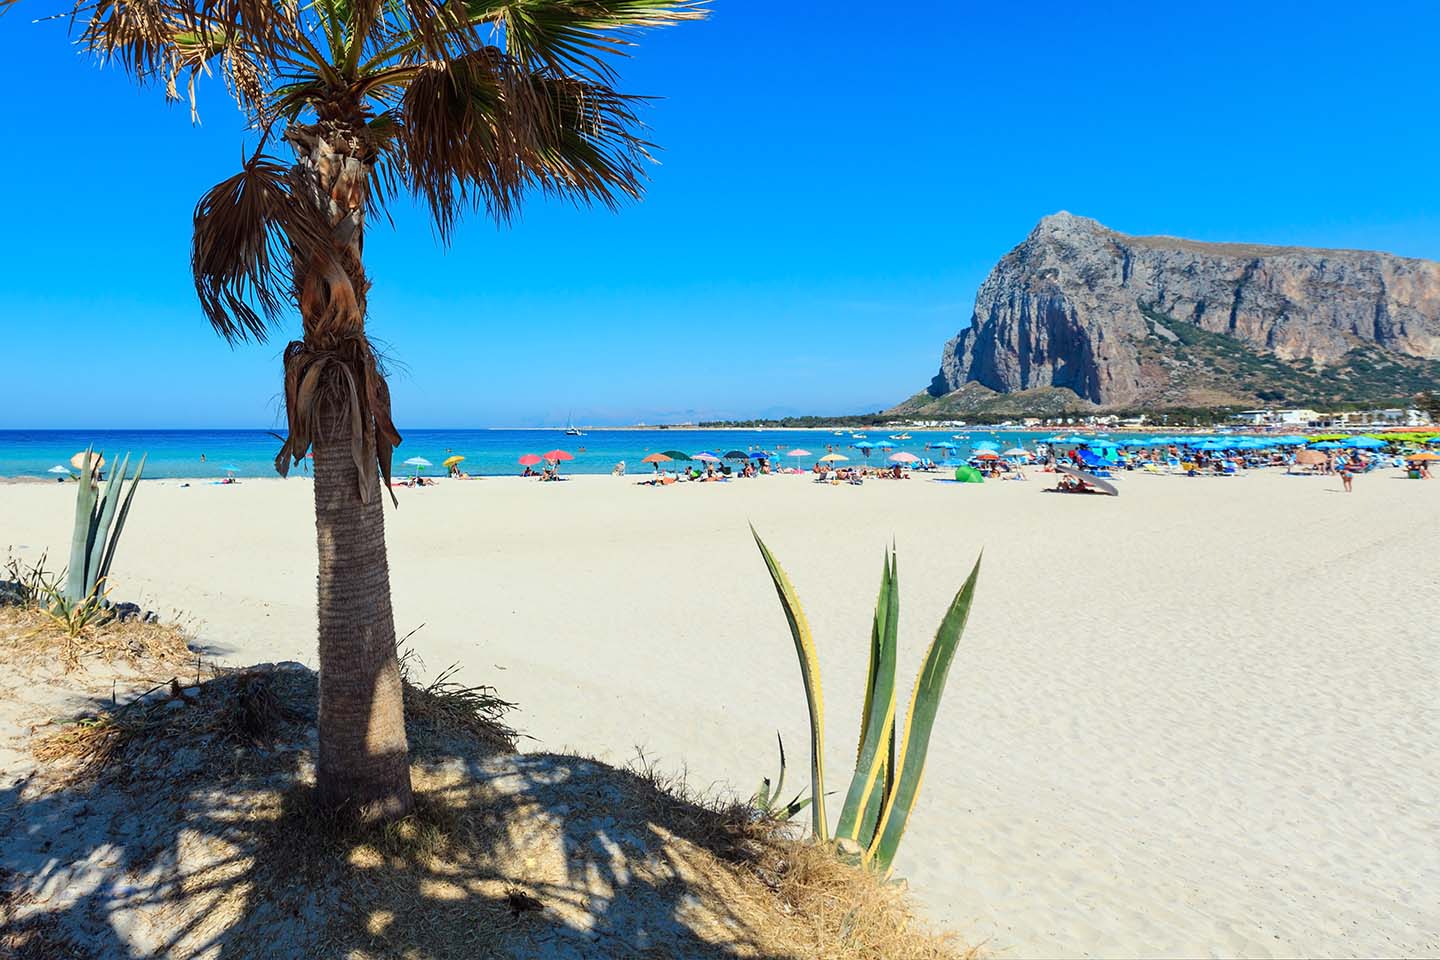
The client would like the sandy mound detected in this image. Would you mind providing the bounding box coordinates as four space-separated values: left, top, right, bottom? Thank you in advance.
0 610 966 959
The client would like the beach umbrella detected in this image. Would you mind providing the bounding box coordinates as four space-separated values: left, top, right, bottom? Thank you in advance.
852 440 874 449
889 452 920 463
641 452 672 473
748 451 771 459
929 440 958 450
973 450 1001 460
70 450 105 471
1309 441 1342 450
972 440 999 451
819 453 849 462
403 456 432 478
875 440 894 450
785 448 812 459
443 455 466 469
222 464 240 477
1406 452 1440 462
1343 437 1386 449
1056 465 1119 496
1002 447 1029 457
660 450 692 461
543 449 574 462
694 452 721 463
723 450 748 460
47 464 71 475
518 453 542 467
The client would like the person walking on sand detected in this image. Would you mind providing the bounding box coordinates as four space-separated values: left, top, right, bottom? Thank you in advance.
1341 467 1353 493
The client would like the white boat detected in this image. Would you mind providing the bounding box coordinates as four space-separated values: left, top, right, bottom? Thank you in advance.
564 412 584 437
889 433 912 440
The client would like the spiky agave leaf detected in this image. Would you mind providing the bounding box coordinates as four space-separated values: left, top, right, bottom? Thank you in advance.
835 546 900 846
867 554 982 875
751 527 828 842
96 453 146 588
84 452 130 596
65 446 100 606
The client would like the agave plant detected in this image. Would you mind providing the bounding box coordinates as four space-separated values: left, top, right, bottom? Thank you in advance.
750 732 812 822
751 528 981 876
64 447 146 609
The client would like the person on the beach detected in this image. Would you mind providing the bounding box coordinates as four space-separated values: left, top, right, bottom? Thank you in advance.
1341 468 1353 493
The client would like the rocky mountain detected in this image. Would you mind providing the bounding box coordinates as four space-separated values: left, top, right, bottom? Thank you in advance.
899 213 1440 414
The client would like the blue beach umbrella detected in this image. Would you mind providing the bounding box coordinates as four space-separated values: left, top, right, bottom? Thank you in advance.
930 440 958 450
1309 441 1342 450
1343 437 1386 449
973 440 999 451
749 451 771 459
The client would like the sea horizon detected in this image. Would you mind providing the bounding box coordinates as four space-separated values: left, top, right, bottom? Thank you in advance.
0 426 1064 479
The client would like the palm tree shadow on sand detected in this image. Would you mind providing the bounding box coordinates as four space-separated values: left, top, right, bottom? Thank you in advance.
0 662 955 959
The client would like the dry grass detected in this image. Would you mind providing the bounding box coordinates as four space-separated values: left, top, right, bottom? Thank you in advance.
0 602 193 671
753 841 979 959
13 616 974 958
30 668 307 776
398 645 519 753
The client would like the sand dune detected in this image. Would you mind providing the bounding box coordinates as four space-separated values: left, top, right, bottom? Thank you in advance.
3 469 1437 957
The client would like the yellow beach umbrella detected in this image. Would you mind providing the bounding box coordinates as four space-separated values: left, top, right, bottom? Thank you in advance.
819 453 849 462
442 455 465 468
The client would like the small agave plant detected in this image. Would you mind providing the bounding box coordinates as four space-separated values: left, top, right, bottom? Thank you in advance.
752 527 981 876
64 446 145 608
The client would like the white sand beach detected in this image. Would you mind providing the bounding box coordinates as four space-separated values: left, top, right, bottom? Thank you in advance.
3 469 1437 957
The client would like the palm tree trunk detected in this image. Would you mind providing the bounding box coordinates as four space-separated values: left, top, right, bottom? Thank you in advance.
312 398 413 820
288 123 413 820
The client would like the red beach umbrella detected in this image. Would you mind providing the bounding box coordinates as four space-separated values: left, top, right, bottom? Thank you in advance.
518 453 543 466
543 450 575 462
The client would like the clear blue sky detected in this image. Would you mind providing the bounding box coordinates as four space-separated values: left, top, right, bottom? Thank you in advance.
3 1 1439 427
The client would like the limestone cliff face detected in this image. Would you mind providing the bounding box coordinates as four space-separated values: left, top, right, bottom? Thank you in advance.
929 213 1440 407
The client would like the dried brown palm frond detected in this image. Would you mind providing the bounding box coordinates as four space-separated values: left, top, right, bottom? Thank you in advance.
273 335 401 505
191 156 329 343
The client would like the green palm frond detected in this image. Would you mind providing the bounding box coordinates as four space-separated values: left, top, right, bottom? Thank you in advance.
486 1 708 77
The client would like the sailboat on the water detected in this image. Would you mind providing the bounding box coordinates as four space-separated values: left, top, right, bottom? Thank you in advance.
565 412 584 437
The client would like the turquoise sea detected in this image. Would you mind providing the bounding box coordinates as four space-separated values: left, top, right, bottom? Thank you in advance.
0 428 1072 479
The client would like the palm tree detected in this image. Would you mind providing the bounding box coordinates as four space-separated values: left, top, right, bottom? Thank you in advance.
16 0 704 820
